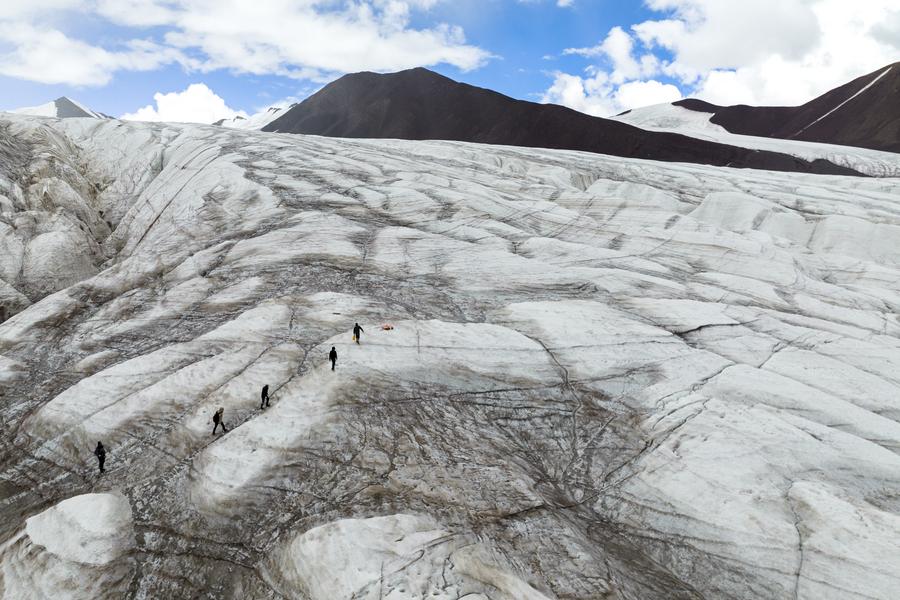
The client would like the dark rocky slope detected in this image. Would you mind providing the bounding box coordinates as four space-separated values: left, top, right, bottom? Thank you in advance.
675 62 899 153
264 68 861 175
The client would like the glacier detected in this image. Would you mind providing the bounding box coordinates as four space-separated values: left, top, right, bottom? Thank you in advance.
0 112 899 599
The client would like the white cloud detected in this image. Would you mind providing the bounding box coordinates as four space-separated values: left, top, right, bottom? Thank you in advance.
517 0 574 7
614 80 682 111
565 26 660 84
546 25 675 116
636 0 820 71
542 71 681 117
542 71 615 117
0 24 183 86
121 83 247 123
544 0 900 116
0 0 82 19
641 0 900 105
0 0 490 87
872 9 900 50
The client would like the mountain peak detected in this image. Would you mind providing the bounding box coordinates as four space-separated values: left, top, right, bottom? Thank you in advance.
672 61 900 152
261 67 859 176
9 97 107 119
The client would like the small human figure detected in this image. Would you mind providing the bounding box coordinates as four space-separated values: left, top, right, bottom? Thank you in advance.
212 407 228 435
94 441 106 474
329 346 338 371
260 384 270 409
353 323 364 344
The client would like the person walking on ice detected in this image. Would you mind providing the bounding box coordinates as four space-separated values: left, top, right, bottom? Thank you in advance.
260 384 270 409
212 407 228 435
94 441 106 474
329 346 338 370
353 323 364 344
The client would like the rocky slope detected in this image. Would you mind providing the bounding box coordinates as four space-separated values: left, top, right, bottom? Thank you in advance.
0 113 899 599
262 68 859 176
671 62 900 153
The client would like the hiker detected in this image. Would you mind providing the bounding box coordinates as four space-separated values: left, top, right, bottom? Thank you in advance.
212 407 228 435
260 384 270 409
329 346 338 370
353 322 364 344
94 441 106 474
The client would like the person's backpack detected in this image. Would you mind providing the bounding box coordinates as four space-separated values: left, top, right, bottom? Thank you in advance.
213 411 220 424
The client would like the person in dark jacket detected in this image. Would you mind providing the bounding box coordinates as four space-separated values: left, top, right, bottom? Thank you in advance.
94 441 106 474
212 407 227 434
329 346 338 370
260 384 270 409
353 323 364 344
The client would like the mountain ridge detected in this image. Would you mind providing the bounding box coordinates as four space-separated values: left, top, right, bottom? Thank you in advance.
9 97 108 119
262 67 861 176
674 62 900 152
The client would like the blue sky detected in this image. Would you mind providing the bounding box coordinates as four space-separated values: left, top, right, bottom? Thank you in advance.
1 1 897 122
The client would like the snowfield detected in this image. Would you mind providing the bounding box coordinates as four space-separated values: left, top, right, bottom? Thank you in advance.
614 102 900 177
0 112 899 599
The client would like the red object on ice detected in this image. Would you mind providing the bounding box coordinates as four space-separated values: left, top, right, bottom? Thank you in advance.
381 324 394 330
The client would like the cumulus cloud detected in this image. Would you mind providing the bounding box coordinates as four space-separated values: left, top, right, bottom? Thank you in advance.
0 24 183 86
542 72 616 117
542 71 681 117
121 83 247 123
614 80 682 111
0 0 490 87
545 25 676 115
565 26 660 83
544 0 900 115
636 0 821 72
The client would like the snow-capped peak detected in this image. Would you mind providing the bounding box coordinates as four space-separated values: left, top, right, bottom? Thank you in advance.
9 97 107 119
215 104 295 130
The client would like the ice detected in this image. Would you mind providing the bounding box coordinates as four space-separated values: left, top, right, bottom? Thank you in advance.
216 105 287 130
24 492 133 565
0 111 898 598
0 492 134 599
269 514 551 599
190 318 562 514
789 482 900 600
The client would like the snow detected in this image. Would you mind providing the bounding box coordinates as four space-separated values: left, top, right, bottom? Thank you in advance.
613 101 900 177
216 105 289 130
0 493 135 600
9 100 62 118
8 97 105 119
0 112 898 598
24 492 133 565
270 514 552 599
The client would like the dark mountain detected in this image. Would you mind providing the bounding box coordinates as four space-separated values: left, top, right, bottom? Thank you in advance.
263 68 860 176
675 63 899 152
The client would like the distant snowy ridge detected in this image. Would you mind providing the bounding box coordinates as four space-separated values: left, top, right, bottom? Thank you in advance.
215 104 295 130
8 97 108 119
613 102 900 177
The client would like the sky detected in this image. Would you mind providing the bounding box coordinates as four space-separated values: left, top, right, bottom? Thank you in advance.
1 0 898 123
